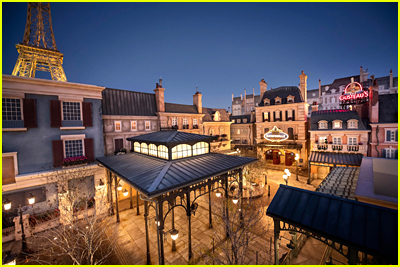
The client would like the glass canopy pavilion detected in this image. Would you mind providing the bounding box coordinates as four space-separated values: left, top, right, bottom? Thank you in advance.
96 131 258 265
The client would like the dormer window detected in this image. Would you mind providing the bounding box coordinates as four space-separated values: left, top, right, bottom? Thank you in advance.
331 89 336 93
237 119 241 123
243 119 247 123
274 97 282 104
263 98 270 105
332 120 342 129
318 120 328 129
347 119 358 129
286 95 295 103
214 111 221 122
325 86 329 91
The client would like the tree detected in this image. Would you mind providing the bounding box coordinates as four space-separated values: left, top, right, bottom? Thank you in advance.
25 166 118 265
197 175 271 265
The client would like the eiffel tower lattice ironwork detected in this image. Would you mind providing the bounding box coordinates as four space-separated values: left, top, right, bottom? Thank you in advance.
12 3 67 82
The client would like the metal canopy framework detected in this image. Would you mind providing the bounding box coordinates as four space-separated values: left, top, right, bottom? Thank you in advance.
96 152 256 199
97 150 257 265
267 185 398 265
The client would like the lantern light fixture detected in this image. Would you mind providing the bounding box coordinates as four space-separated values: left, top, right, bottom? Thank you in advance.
170 228 179 241
117 184 123 191
3 198 12 211
27 193 36 205
123 189 129 197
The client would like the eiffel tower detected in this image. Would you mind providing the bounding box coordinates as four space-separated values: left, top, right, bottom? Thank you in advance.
12 3 67 82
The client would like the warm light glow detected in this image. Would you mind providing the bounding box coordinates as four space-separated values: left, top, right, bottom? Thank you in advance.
232 198 239 204
170 229 179 240
264 126 289 142
3 199 11 211
339 90 368 101
284 169 289 174
155 220 160 226
27 193 35 205
216 191 221 197
117 184 123 191
283 174 288 180
123 189 129 196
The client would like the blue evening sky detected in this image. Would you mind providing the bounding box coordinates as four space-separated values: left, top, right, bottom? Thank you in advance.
2 2 398 110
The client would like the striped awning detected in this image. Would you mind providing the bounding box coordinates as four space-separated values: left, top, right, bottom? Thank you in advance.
309 151 363 166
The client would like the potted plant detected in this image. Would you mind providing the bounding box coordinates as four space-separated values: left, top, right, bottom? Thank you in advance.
328 141 333 144
287 117 293 121
358 142 363 145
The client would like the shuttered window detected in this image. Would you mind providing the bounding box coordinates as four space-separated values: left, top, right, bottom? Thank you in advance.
2 156 16 185
114 138 124 153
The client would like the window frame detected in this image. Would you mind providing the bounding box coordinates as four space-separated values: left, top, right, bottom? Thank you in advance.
2 97 24 121
172 117 177 126
384 147 397 159
332 120 342 129
193 118 198 126
145 121 151 131
115 121 122 132
348 137 357 145
61 134 86 159
385 129 398 142
131 121 137 131
333 136 342 145
61 101 82 122
347 120 358 129
274 97 282 104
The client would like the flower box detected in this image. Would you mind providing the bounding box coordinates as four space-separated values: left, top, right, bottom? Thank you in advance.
193 125 199 129
62 156 88 167
358 142 363 145
287 117 293 121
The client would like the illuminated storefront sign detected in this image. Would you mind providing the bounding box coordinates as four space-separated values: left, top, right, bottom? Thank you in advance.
264 126 288 142
339 81 369 103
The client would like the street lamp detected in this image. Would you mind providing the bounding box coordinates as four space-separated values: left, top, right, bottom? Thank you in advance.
164 228 179 251
295 154 300 181
117 184 123 191
3 194 36 252
232 196 239 204
283 174 288 186
215 190 222 198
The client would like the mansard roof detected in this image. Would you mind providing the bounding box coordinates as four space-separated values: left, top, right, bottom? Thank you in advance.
259 86 303 106
310 110 367 130
127 130 214 146
202 107 230 122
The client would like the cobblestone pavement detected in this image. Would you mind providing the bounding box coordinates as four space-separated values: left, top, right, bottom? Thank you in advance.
110 164 326 265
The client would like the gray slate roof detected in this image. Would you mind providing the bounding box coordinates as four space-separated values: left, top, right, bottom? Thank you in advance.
165 103 198 114
310 110 367 131
378 94 398 123
267 185 397 263
202 107 230 122
126 130 215 146
230 115 252 124
309 151 363 166
259 86 304 106
96 152 257 198
102 88 157 116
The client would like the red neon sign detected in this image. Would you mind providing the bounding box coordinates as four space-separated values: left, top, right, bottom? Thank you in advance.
339 90 368 101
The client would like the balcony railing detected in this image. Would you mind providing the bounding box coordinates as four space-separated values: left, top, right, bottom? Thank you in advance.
313 144 364 153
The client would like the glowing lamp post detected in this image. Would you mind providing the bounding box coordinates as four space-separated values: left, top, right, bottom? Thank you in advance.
295 154 300 181
3 195 36 252
283 174 288 186
232 196 239 204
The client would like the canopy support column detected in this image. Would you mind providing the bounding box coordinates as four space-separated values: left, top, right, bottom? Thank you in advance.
107 171 114 216
129 187 133 209
239 169 244 228
144 201 151 264
208 183 212 229
224 173 229 238
113 174 120 223
274 219 280 265
136 191 140 215
157 198 165 265
186 188 193 261
171 199 176 251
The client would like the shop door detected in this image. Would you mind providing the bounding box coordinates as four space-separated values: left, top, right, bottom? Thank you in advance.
265 150 273 160
273 150 280 165
285 152 294 166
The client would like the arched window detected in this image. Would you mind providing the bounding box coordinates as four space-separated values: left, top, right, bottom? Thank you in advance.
158 145 168 159
148 144 157 157
193 142 208 156
134 142 140 152
172 144 192 159
141 143 148 154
